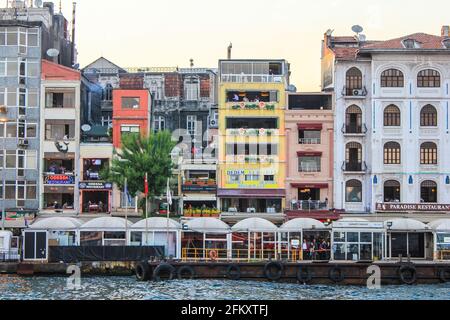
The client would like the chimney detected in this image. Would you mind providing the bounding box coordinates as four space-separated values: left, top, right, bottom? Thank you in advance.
227 43 232 60
442 26 449 37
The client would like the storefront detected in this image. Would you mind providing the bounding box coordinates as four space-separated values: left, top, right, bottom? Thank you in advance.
331 219 386 262
43 185 75 211
79 182 113 214
29 217 82 247
385 219 433 260
278 218 330 261
79 217 132 247
219 189 285 214
231 218 278 261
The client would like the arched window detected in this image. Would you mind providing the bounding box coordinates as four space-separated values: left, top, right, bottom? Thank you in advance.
381 69 404 88
345 67 362 96
420 105 438 127
417 69 441 88
104 83 113 101
345 105 362 133
345 142 362 171
384 105 401 127
420 142 438 165
421 180 437 203
346 180 362 203
384 180 401 203
384 142 401 165
153 116 166 132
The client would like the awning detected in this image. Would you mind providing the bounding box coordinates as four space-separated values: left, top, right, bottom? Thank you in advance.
291 183 329 189
183 194 217 202
297 151 323 157
217 189 286 198
297 123 323 130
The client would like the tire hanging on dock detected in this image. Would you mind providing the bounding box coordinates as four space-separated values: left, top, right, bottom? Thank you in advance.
135 262 151 282
438 268 450 283
329 266 345 283
297 267 313 284
398 265 417 285
177 266 196 280
226 264 241 280
153 263 176 281
264 262 284 281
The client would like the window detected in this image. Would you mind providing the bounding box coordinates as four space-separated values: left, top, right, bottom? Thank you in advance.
384 180 401 202
345 67 362 95
421 181 437 203
403 39 421 49
45 121 75 140
154 116 165 132
26 123 37 138
187 115 197 136
420 142 438 165
120 125 140 136
346 180 362 203
6 122 16 138
26 150 37 170
104 84 113 101
244 174 260 181
45 90 76 108
345 105 362 133
5 181 15 200
420 105 438 127
299 130 321 144
418 69 441 88
345 142 362 170
299 156 321 172
381 69 404 87
184 78 199 101
384 142 401 165
384 105 401 127
0 150 3 168
264 175 275 182
121 97 140 109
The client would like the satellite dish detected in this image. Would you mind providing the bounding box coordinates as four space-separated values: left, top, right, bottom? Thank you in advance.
34 0 43 7
359 34 367 42
46 48 60 58
81 124 92 132
352 25 364 34
287 84 297 93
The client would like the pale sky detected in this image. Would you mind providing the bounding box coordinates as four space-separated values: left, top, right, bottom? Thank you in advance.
58 0 450 92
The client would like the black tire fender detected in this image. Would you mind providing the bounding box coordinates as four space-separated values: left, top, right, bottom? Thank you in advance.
135 262 150 282
329 266 345 283
177 266 196 280
438 268 450 283
153 263 176 281
264 261 284 281
297 267 313 284
399 265 417 285
226 264 241 280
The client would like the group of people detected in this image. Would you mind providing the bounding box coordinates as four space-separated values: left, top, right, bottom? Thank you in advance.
301 237 331 261
231 93 261 103
48 163 69 175
86 201 106 213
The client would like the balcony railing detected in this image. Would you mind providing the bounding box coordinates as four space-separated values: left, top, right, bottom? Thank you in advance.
226 155 277 164
299 163 321 173
221 74 284 83
342 86 368 97
227 102 277 111
290 201 329 211
299 138 321 145
342 124 368 134
342 161 368 172
226 128 279 137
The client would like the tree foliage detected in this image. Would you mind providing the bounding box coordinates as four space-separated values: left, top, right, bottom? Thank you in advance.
103 131 176 202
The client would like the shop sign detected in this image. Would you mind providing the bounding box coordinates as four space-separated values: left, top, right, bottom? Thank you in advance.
5 211 36 221
182 185 217 192
79 182 113 190
376 203 450 213
444 237 450 244
45 174 74 185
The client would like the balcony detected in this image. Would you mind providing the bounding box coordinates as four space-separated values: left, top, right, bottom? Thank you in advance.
226 101 277 112
182 179 217 193
342 86 368 98
342 162 368 173
290 200 329 211
299 138 321 145
226 155 277 164
226 128 280 137
299 163 321 173
342 124 368 135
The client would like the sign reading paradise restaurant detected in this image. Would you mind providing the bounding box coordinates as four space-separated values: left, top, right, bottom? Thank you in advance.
376 203 450 213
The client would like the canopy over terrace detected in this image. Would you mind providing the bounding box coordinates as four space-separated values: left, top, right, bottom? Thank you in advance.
130 218 181 258
30 217 83 246
384 219 433 260
182 218 232 261
79 217 133 246
428 219 450 260
231 218 278 261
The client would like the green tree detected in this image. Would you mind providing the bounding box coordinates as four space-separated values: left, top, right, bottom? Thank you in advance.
103 131 176 215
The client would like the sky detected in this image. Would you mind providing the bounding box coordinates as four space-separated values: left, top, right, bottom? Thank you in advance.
54 0 450 92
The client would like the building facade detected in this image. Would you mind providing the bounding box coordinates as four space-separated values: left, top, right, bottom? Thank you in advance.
218 59 289 223
0 2 73 223
323 26 450 214
284 93 336 220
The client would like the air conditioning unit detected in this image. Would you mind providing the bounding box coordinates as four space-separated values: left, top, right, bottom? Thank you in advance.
18 139 29 148
210 119 218 127
353 89 364 96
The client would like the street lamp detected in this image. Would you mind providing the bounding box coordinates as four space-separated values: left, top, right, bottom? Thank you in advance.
0 105 9 231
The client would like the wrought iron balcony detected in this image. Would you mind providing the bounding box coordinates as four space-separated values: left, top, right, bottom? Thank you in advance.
342 161 368 173
342 86 368 97
342 124 368 135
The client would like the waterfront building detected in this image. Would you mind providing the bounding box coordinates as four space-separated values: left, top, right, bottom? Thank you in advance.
0 1 74 226
217 59 289 224
39 59 81 215
322 26 450 214
284 92 337 221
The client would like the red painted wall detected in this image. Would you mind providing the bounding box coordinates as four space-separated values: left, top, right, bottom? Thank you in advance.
112 89 151 148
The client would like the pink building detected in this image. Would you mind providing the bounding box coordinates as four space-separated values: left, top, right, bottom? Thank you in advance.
285 93 339 221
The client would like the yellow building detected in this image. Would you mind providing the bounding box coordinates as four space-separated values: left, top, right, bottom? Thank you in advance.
218 60 289 223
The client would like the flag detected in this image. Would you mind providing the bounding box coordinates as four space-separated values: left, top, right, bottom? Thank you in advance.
144 173 149 196
166 178 173 206
124 179 132 204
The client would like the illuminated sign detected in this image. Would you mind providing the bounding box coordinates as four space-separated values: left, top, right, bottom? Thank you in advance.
376 203 450 213
79 182 113 190
44 175 75 185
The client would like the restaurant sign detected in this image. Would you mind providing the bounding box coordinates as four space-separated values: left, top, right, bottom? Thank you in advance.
79 182 113 190
376 203 450 213
45 174 75 185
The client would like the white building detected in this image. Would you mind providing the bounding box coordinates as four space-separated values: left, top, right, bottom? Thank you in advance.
323 26 450 214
